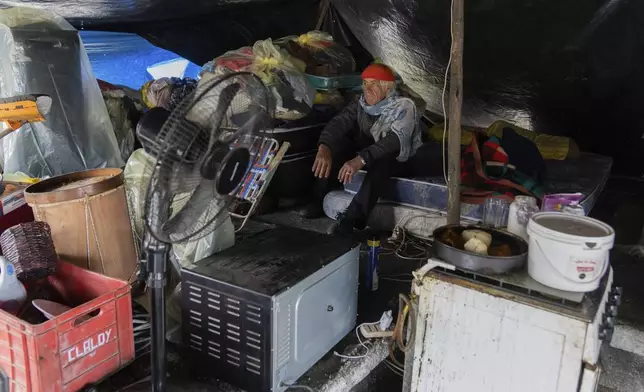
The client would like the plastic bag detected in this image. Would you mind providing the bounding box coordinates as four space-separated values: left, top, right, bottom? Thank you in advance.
141 77 197 111
123 148 235 270
101 88 141 161
201 39 316 120
123 149 155 240
276 31 356 76
0 7 124 178
170 216 234 269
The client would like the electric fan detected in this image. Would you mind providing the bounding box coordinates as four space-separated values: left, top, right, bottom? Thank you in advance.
139 72 272 392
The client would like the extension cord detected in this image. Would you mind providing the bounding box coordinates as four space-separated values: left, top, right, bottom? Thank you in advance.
360 323 394 339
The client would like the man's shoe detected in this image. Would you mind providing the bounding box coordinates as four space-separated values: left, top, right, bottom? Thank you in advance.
299 203 325 219
327 212 355 236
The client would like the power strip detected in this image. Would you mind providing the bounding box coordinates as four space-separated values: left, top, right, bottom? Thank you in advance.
360 323 394 339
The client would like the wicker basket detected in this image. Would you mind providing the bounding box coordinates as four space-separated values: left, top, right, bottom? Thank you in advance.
0 221 58 281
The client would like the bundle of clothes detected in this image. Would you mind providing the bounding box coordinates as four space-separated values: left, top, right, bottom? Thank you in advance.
436 120 579 204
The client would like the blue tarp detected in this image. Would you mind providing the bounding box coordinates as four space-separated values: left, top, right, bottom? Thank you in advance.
81 31 200 89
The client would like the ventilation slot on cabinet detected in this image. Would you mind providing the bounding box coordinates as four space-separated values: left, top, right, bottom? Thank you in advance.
208 316 221 336
246 329 262 351
246 304 262 324
189 333 203 351
189 308 203 329
227 346 241 367
276 301 292 369
188 284 203 304
208 347 220 359
226 297 241 318
207 291 221 311
246 354 262 376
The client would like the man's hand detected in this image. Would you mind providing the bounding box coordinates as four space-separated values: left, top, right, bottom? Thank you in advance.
312 145 333 178
338 156 365 184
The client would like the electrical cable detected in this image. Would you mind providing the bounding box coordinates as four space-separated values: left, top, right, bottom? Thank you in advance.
280 382 315 392
386 358 405 373
382 220 433 261
388 293 416 368
380 277 413 283
333 321 380 360
384 360 404 377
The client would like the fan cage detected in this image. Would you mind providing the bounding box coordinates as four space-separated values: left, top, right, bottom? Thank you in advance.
144 72 273 244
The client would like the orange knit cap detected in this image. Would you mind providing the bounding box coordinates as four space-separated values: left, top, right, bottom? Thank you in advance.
361 64 396 82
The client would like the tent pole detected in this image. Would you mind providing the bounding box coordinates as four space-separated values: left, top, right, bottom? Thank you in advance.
447 0 464 225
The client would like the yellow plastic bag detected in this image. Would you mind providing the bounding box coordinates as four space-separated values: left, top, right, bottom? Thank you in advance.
428 120 575 160
276 31 356 76
486 121 574 160
201 39 315 120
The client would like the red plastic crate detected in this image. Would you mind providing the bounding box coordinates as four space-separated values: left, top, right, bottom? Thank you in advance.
0 261 134 392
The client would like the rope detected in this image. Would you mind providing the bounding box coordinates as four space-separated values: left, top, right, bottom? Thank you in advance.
388 293 416 368
84 194 107 276
83 195 91 271
31 186 122 208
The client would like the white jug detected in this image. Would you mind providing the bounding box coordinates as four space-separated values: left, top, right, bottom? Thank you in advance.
0 256 27 315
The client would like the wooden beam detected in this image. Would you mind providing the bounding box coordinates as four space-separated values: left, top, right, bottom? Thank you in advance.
447 0 464 224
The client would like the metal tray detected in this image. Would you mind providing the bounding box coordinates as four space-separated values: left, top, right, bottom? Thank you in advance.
433 224 528 274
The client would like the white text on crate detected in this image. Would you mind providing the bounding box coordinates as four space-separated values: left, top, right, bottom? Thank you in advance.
66 328 113 363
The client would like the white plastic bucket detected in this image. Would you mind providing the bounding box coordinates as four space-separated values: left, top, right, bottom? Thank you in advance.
527 212 615 292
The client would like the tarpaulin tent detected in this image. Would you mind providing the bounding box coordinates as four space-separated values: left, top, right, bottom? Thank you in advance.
331 0 644 174
0 0 322 66
3 0 644 174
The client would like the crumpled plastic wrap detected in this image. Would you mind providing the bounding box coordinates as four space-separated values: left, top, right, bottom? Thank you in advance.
101 88 142 161
276 31 356 76
201 39 316 120
123 148 235 270
0 7 124 178
123 148 154 240
141 77 197 111
332 0 644 172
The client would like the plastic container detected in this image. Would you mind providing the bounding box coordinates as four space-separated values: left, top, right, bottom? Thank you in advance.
0 260 134 392
507 196 539 241
527 212 615 292
306 73 362 90
482 197 510 228
366 237 380 291
0 256 26 315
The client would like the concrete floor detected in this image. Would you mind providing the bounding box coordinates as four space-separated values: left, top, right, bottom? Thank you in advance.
98 177 644 392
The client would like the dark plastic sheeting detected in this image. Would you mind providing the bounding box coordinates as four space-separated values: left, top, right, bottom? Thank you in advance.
3 0 643 173
0 1 320 66
332 0 644 174
0 0 256 24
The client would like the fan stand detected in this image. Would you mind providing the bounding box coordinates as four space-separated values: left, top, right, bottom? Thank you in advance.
143 236 169 392
137 71 276 392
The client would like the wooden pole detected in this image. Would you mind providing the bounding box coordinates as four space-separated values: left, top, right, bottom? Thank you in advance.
447 0 464 225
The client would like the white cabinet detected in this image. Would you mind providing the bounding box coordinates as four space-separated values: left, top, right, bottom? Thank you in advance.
408 269 614 392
